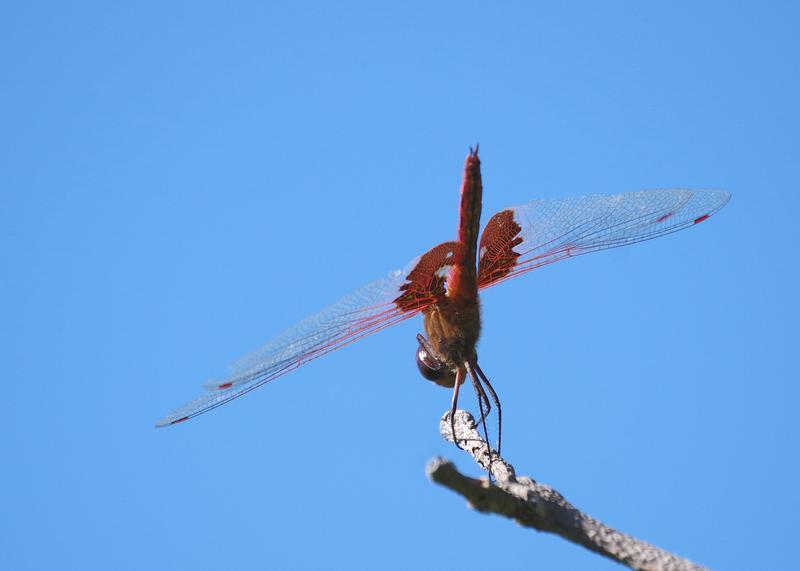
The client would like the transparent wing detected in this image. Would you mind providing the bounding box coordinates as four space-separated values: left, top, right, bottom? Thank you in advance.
478 189 730 289
156 242 462 427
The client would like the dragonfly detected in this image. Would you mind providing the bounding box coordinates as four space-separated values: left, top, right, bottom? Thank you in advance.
156 147 729 453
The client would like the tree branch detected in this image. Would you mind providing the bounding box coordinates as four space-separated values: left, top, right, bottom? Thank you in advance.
427 410 708 571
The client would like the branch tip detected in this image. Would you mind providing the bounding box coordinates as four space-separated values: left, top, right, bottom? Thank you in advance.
431 409 708 571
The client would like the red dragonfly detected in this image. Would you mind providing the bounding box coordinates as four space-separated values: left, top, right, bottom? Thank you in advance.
156 147 729 450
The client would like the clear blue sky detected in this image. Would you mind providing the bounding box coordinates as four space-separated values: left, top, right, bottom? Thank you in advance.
2 2 798 570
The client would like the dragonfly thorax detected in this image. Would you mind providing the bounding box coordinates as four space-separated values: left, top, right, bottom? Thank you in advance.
421 295 481 385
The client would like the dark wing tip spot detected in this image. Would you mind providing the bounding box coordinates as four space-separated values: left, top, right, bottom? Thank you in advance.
694 214 710 224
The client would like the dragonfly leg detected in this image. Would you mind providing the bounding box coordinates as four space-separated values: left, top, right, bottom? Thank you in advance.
466 361 491 440
474 362 502 457
449 368 463 449
467 362 493 469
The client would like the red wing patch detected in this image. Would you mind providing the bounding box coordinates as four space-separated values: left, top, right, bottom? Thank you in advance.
394 241 463 311
477 210 523 288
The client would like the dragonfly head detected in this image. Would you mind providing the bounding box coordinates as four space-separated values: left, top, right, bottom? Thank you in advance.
416 339 458 388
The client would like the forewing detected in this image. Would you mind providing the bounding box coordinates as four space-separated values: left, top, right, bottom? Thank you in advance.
156 241 461 427
478 189 730 288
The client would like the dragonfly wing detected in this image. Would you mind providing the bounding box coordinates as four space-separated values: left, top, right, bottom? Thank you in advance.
156 241 461 427
478 189 730 289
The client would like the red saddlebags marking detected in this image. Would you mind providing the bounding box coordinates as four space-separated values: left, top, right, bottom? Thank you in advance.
156 148 730 447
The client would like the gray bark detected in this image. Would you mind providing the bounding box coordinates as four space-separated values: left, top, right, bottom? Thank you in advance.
428 410 708 571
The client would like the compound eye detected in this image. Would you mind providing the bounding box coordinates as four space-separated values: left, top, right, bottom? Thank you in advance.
416 345 444 381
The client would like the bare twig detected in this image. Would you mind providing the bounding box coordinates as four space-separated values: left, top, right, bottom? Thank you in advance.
427 410 708 571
